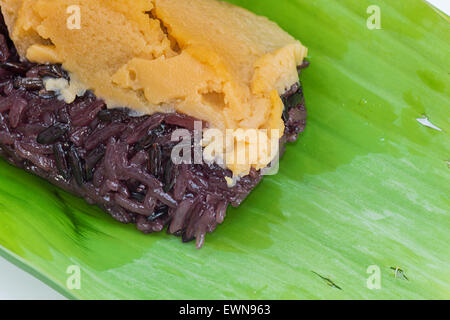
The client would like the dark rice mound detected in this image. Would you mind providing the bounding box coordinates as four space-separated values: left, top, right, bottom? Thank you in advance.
0 13 307 248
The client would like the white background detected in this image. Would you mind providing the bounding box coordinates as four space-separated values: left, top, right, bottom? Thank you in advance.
0 0 448 300
428 0 450 15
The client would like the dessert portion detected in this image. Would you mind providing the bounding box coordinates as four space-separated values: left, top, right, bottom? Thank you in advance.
1 0 307 175
0 0 308 247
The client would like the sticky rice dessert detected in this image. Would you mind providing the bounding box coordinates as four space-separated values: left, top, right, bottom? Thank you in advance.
0 0 308 248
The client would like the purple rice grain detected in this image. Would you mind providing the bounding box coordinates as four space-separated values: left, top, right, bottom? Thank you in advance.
53 142 71 180
0 61 27 74
67 145 85 186
13 77 44 91
84 144 106 181
37 122 69 144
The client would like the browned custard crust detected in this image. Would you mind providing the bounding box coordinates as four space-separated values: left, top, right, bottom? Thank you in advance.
0 14 307 248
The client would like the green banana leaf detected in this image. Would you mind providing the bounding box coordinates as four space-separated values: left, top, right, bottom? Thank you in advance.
0 0 449 300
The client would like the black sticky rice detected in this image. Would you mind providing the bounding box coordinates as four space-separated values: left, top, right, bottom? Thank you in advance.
0 13 307 248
